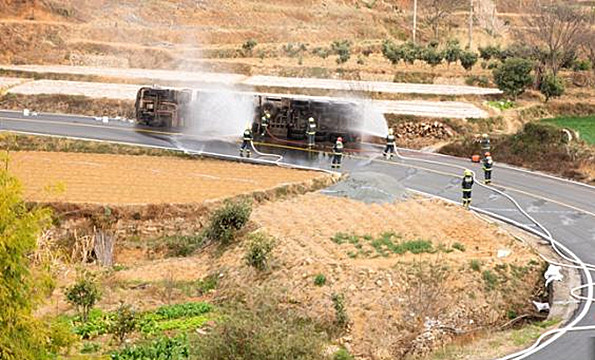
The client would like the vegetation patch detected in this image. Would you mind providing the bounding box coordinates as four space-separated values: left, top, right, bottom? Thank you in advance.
542 115 595 145
332 231 459 258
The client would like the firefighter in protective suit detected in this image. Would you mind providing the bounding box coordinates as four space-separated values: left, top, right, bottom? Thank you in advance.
260 111 271 137
331 137 344 169
383 128 396 159
240 127 253 158
480 133 491 157
306 117 317 148
462 169 474 209
483 152 493 184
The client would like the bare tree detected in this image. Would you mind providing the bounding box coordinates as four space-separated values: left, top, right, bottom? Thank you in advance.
579 15 595 76
419 0 467 40
522 1 588 75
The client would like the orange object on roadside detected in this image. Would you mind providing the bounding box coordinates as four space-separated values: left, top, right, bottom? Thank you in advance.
471 155 481 163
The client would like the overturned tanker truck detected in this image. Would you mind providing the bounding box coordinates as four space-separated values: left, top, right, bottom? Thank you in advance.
135 86 363 143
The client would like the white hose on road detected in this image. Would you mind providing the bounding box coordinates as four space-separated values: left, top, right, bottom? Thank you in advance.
392 147 595 360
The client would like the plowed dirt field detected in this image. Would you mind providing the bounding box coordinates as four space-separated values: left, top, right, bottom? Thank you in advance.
9 151 323 204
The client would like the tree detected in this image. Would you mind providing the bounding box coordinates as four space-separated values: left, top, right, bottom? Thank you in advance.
382 40 401 65
521 1 588 75
540 73 565 102
493 58 534 99
444 39 462 66
110 303 137 344
64 272 101 322
420 0 466 40
459 50 479 71
0 166 53 360
422 46 444 67
579 21 595 76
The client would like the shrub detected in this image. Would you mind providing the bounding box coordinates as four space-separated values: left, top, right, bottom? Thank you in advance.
64 273 101 322
452 242 466 252
0 169 54 359
493 58 534 99
460 51 479 71
382 40 401 65
465 75 490 87
478 45 501 61
205 200 252 245
314 274 327 286
164 235 203 257
482 270 498 291
282 42 307 58
334 347 354 360
331 39 352 64
444 39 462 66
110 303 137 344
312 46 330 59
46 317 78 356
244 233 276 271
540 73 565 102
241 39 257 55
111 335 189 360
422 46 444 67
332 293 349 328
572 59 592 72
190 305 326 360
470 259 481 272
400 42 422 65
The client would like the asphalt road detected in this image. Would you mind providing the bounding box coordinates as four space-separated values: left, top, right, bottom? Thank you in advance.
1 109 595 360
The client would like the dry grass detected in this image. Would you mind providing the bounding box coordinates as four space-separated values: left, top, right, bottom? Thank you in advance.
8 151 324 204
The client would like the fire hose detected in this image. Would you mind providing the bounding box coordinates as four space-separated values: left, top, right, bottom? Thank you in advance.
389 147 595 360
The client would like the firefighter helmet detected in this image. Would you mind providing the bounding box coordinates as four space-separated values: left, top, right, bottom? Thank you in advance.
484 152 491 157
308 117 315 122
482 133 488 138
464 169 473 177
388 128 394 135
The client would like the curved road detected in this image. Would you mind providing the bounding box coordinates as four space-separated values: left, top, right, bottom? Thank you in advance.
1 110 595 359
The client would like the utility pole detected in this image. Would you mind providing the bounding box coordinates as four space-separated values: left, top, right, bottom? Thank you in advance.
468 0 474 49
413 0 418 44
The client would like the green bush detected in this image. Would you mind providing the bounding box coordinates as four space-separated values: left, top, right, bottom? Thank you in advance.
493 58 534 99
478 45 501 61
334 347 354 360
205 200 252 245
282 42 307 58
572 59 592 72
459 51 478 71
111 335 189 360
64 273 101 322
314 274 327 286
110 303 137 344
312 46 330 59
382 40 401 64
241 39 257 55
245 233 276 271
422 46 444 67
164 235 203 257
465 75 490 87
190 305 326 360
80 341 101 354
444 39 462 66
452 242 466 252
400 42 422 65
332 293 349 328
540 73 565 102
331 40 352 64
46 317 78 356
470 259 481 272
482 270 498 291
